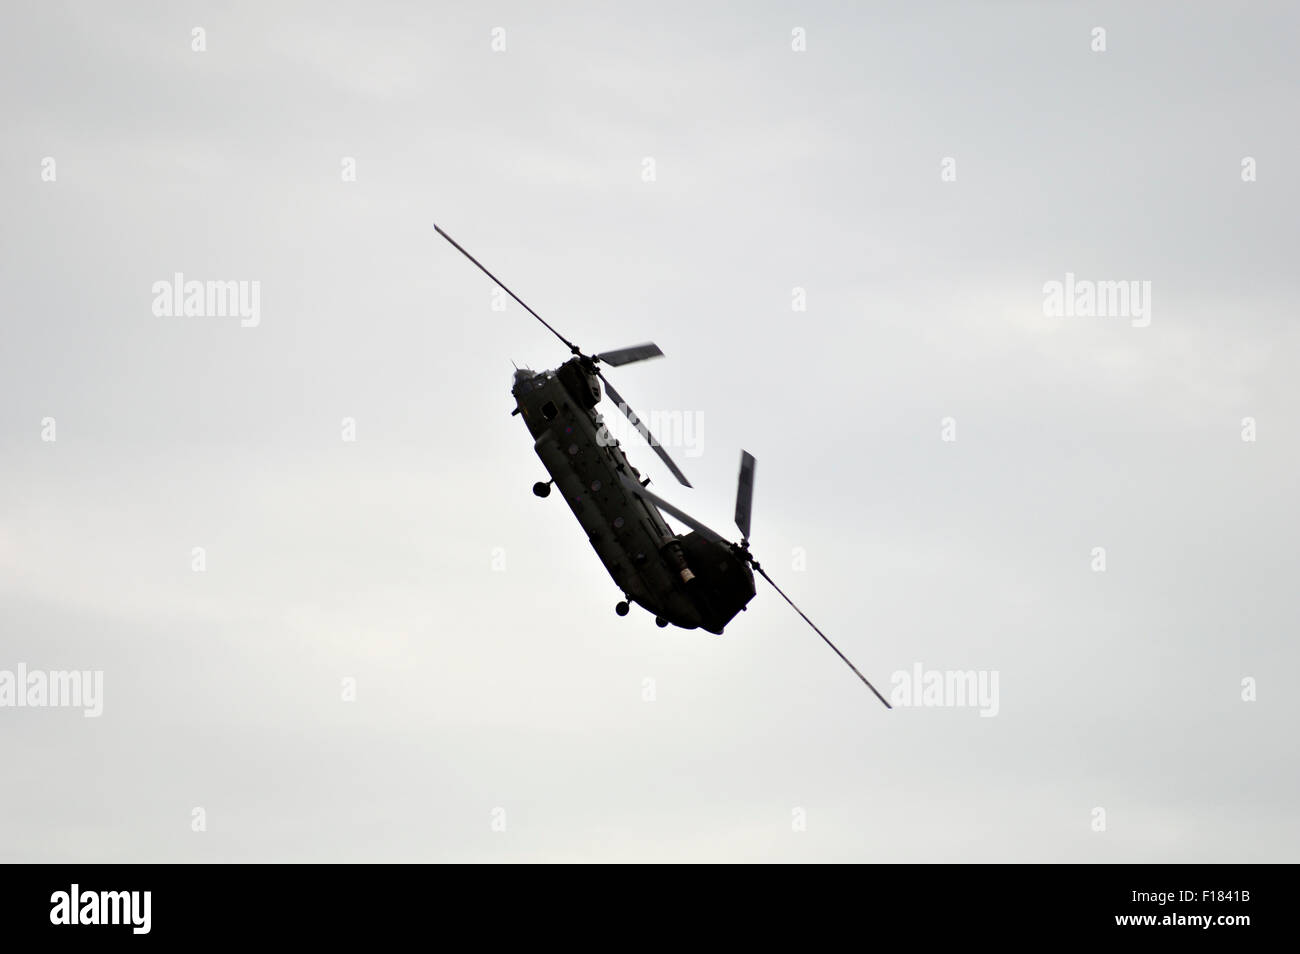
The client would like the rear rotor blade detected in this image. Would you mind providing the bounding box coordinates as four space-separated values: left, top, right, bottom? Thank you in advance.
434 224 577 352
753 565 892 709
596 343 664 367
617 474 729 545
734 451 756 543
598 371 692 488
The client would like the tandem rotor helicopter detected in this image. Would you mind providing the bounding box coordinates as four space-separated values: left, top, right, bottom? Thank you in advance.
436 225 890 707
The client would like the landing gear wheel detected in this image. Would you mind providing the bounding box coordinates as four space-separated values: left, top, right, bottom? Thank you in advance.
532 481 552 498
615 601 630 617
655 617 669 628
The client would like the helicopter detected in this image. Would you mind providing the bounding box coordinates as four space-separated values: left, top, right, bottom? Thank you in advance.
436 225 890 707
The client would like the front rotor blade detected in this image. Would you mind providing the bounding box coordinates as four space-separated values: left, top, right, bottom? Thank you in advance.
596 343 664 367
598 372 692 488
618 474 729 546
734 451 756 542
753 565 892 709
434 224 577 352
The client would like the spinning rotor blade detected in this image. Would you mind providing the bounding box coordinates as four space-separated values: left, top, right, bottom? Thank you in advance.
753 565 892 709
734 450 756 543
599 371 692 488
434 224 577 352
596 343 664 367
618 473 728 545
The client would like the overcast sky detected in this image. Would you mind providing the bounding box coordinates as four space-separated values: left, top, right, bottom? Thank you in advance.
2 1 1297 862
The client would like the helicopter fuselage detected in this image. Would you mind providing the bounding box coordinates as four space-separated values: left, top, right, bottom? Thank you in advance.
512 358 754 634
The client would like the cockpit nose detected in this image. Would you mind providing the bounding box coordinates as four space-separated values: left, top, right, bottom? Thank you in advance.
512 368 534 386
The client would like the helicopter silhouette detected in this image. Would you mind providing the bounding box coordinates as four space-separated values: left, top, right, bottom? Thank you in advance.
437 225 889 707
